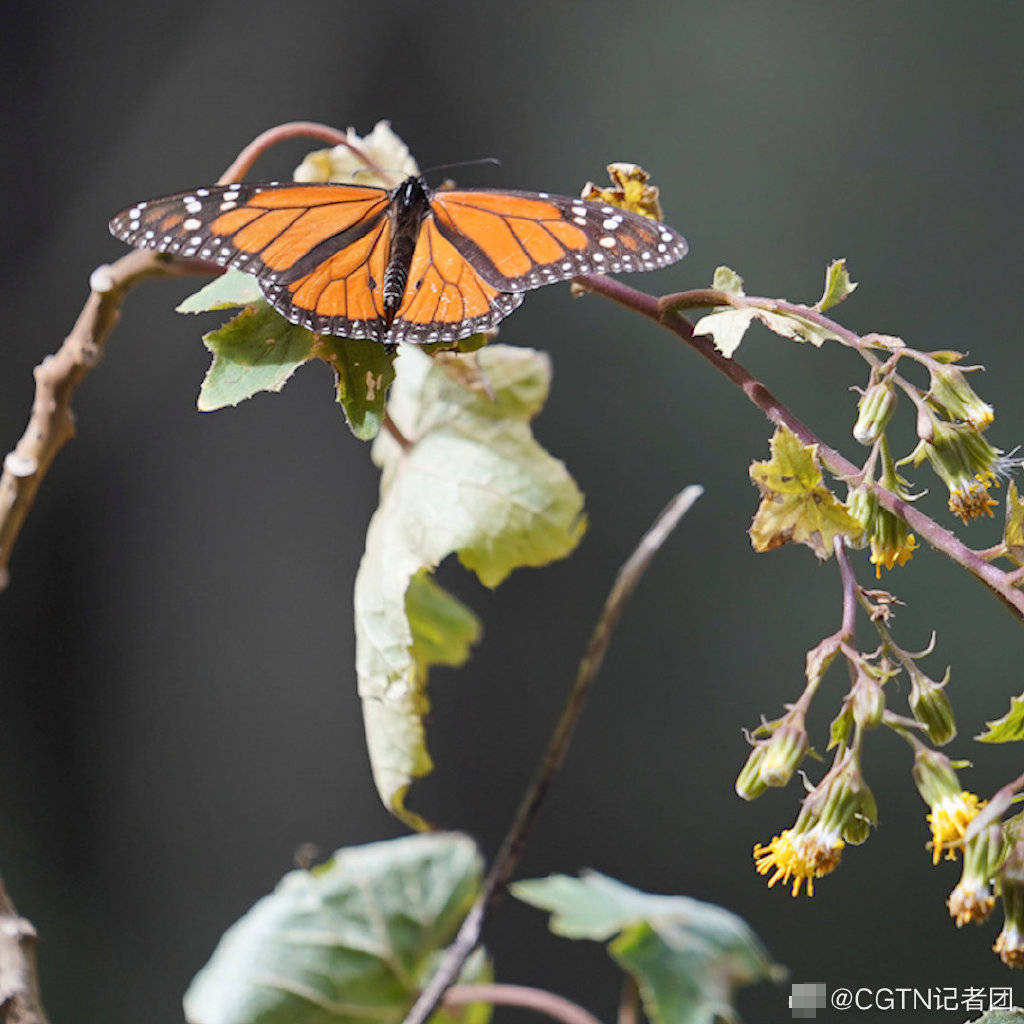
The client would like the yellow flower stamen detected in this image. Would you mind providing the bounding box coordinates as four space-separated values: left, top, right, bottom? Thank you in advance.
948 473 998 523
927 790 983 864
754 825 844 897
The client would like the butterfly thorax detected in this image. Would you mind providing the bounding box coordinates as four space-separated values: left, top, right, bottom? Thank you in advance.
382 177 431 324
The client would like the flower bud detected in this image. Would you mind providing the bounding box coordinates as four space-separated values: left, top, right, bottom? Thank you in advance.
948 823 1007 927
853 382 897 445
909 666 957 745
928 364 994 431
995 836 1024 968
759 715 810 787
852 672 885 731
735 745 769 801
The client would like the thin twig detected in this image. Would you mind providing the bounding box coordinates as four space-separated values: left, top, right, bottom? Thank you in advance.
0 876 51 1024
443 984 607 1024
218 121 379 183
402 485 704 1024
382 411 413 452
578 273 1024 622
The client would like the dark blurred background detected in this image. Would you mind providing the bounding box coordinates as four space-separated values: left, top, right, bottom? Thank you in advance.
2 3 1023 1021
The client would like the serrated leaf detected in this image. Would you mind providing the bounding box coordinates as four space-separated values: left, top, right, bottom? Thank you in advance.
712 266 745 296
317 337 397 440
692 308 756 358
355 345 586 828
749 426 863 560
976 692 1024 743
183 833 491 1024
198 305 316 411
816 259 858 311
964 1012 1024 1024
1004 481 1024 566
510 871 782 1024
177 268 265 312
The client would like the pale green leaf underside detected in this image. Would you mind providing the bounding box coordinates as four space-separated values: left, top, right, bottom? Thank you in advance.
355 345 586 828
178 268 265 312
976 692 1024 743
511 871 782 1024
198 305 315 410
183 833 489 1024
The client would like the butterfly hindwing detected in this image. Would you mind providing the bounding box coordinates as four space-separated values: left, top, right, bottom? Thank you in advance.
428 188 688 293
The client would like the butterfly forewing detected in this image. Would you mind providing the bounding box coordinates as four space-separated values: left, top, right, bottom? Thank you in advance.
428 189 688 293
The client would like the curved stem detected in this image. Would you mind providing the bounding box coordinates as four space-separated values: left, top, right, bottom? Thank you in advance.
218 121 379 183
402 485 704 1024
579 273 1024 622
835 537 859 642
443 984 607 1024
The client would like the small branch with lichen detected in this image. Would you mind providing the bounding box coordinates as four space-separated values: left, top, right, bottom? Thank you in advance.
577 274 1024 621
0 122 357 592
0 877 50 1024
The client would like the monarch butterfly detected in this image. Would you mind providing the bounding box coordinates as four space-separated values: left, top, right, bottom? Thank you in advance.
110 176 688 344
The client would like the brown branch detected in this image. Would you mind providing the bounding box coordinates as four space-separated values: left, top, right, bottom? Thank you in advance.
578 273 1024 622
0 249 213 590
444 984 606 1024
0 121 378 592
402 485 704 1024
616 976 641 1024
835 537 859 641
0 877 50 1024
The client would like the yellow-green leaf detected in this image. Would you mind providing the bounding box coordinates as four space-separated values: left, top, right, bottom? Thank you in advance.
816 258 858 311
749 427 862 560
976 692 1024 743
712 266 745 296
355 345 586 828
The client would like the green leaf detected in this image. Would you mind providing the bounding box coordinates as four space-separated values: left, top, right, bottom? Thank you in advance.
355 345 586 828
964 1012 1024 1024
198 305 315 411
976 692 1024 743
815 259 858 311
753 307 844 347
749 426 863 560
1005 481 1024 566
177 268 265 312
318 337 397 440
183 833 491 1024
511 871 782 1024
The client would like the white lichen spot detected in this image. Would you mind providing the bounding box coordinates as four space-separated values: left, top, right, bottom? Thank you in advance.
4 451 38 477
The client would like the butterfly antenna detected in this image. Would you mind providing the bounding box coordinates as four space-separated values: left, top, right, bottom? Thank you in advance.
420 157 502 179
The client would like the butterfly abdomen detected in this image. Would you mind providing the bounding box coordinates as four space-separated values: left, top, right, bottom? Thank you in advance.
382 177 432 324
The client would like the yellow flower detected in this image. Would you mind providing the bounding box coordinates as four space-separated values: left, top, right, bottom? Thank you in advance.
947 472 998 523
868 509 918 578
948 876 995 927
927 791 983 864
754 824 845 897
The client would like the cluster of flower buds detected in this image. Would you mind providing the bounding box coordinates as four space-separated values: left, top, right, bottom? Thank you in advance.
846 444 918 578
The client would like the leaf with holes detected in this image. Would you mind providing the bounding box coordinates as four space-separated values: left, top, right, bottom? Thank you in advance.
183 833 492 1024
510 871 782 1024
318 336 397 440
356 345 586 829
749 426 862 560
